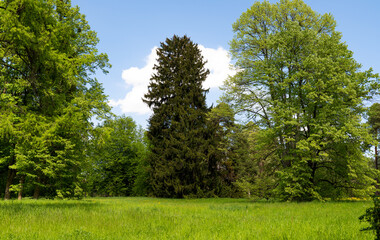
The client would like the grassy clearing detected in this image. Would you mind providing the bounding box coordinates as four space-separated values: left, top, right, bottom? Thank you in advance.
0 197 373 239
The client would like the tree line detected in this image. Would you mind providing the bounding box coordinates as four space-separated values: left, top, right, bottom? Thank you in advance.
1 0 379 201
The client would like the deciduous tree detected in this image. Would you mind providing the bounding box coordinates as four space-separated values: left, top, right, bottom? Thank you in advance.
224 0 379 200
0 0 110 199
368 103 380 170
87 116 147 197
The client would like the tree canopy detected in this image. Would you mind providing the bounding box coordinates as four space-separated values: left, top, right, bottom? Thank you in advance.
1 0 379 202
86 115 148 197
223 0 379 200
143 35 219 198
0 0 110 199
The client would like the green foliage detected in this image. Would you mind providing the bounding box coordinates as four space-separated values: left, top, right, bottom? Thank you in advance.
132 132 151 196
87 116 148 197
224 0 379 201
231 123 277 199
206 103 237 197
0 0 110 199
369 104 380 132
207 103 277 199
143 35 217 198
368 103 380 170
360 197 380 240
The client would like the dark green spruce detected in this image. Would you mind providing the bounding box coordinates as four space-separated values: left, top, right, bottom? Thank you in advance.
144 35 217 198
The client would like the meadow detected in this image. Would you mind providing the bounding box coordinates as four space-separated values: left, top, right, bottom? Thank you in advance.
0 197 374 239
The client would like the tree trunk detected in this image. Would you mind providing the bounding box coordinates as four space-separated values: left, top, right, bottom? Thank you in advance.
33 177 41 199
18 176 25 200
376 144 378 170
376 129 379 196
33 186 40 199
4 168 16 200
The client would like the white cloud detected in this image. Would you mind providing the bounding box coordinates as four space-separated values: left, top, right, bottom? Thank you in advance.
109 47 158 115
199 46 236 89
110 45 235 115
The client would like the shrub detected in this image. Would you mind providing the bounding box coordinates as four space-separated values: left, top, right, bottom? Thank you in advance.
359 196 380 239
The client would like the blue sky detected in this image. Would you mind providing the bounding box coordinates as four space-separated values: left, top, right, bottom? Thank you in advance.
71 0 380 128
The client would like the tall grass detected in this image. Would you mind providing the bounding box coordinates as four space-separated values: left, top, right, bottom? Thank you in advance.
0 197 373 239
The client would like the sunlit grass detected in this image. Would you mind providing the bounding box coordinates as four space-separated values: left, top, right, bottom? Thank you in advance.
0 197 373 239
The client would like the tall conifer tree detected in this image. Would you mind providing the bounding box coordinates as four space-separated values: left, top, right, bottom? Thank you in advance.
144 35 215 198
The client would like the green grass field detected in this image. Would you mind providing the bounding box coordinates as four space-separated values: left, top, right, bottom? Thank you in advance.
0 197 374 239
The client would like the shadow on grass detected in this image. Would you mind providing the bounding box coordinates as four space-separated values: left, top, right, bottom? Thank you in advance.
0 199 102 213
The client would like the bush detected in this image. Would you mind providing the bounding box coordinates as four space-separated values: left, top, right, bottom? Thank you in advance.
359 196 380 239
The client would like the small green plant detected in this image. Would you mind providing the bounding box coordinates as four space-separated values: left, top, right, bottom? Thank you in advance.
359 197 380 239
